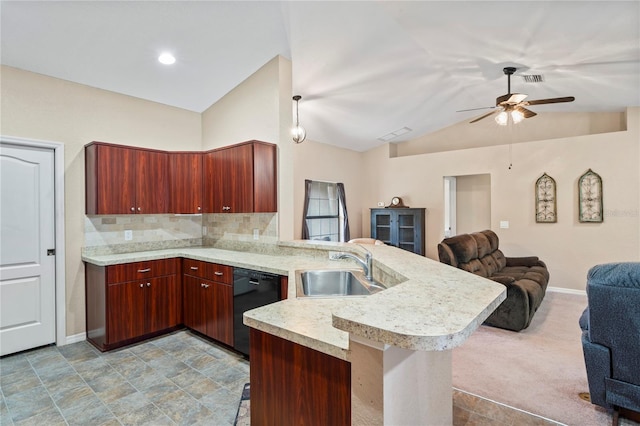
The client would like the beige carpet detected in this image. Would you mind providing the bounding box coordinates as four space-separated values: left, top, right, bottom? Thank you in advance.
453 290 619 426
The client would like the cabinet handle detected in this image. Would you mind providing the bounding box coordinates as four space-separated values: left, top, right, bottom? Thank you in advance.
131 207 135 212
139 283 144 288
138 268 151 273
214 271 223 276
137 207 141 212
249 280 259 286
197 206 201 211
190 266 199 270
201 283 209 288
146 282 151 287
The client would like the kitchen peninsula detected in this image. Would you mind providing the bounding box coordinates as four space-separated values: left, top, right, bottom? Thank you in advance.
82 240 505 425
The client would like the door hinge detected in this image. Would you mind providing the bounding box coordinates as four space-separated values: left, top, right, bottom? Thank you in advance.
47 249 56 256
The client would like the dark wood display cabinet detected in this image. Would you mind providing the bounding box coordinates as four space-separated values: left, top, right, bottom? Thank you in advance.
182 259 234 346
85 258 181 351
370 208 426 255
203 141 277 213
85 142 169 215
169 152 203 214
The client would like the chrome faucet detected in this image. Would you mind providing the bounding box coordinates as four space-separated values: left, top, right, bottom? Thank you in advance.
332 245 373 281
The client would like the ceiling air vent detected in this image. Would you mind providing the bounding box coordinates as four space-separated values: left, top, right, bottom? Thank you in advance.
521 74 545 83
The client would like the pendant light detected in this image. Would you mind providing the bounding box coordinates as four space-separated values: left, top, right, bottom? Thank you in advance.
292 95 306 144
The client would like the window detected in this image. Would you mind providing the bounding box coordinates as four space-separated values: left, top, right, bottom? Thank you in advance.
302 180 350 242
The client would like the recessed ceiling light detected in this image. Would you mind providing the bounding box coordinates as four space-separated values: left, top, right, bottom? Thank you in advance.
158 53 176 65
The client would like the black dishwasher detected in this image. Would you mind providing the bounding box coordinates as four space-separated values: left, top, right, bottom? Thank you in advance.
233 268 280 356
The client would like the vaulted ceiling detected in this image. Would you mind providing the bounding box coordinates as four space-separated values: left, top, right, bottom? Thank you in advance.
2 1 639 151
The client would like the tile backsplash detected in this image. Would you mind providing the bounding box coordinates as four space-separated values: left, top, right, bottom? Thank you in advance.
83 213 278 255
203 213 278 248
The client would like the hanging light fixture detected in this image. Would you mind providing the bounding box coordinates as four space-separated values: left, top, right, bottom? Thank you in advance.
292 95 306 144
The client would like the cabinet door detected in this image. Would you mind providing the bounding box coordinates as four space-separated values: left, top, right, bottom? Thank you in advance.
209 145 253 213
87 144 136 214
370 210 393 246
169 153 202 214
396 212 419 254
107 281 146 343
146 275 180 334
203 150 233 213
183 275 207 335
228 144 254 213
212 282 234 346
136 149 169 214
252 143 277 212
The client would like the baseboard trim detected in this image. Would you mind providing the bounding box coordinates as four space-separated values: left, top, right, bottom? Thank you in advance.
548 286 586 296
65 332 87 345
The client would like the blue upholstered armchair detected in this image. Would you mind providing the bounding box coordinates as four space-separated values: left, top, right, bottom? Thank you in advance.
580 262 640 424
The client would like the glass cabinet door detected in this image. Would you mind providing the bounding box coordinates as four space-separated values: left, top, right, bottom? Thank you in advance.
370 208 425 255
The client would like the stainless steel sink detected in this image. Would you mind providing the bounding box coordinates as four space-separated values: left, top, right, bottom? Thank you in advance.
296 269 386 298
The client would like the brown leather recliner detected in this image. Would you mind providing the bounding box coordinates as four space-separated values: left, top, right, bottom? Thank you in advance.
438 229 549 331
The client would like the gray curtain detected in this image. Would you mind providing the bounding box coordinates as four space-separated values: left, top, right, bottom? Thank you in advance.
337 183 350 242
301 179 312 239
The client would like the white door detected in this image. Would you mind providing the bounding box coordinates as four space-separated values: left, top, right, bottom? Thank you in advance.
0 143 56 356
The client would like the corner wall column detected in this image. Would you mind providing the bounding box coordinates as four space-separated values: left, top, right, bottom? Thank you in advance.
350 335 453 425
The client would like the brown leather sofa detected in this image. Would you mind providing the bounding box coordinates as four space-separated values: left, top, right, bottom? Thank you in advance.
438 229 549 331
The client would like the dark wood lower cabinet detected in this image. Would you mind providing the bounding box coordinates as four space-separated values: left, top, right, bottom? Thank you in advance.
182 259 234 347
182 274 233 346
85 259 181 351
250 328 351 426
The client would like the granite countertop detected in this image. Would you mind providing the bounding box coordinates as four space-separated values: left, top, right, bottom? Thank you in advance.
82 240 506 361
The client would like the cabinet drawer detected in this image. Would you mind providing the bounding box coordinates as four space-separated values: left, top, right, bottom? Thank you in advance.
183 259 233 285
106 258 178 284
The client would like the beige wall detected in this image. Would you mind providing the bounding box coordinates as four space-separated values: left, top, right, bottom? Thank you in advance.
1 66 202 335
201 55 295 239
456 174 491 234
292 140 365 239
363 108 640 291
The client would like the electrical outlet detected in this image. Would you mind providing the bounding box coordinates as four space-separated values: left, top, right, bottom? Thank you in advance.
124 230 133 241
500 220 509 229
377 201 385 207
253 229 259 240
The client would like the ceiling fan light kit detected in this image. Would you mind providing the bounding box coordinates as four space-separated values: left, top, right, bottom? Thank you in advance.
463 66 575 126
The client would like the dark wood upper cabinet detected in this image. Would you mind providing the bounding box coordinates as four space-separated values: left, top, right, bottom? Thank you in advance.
85 143 136 215
169 152 203 214
204 141 277 213
86 140 276 215
85 142 169 215
136 149 169 214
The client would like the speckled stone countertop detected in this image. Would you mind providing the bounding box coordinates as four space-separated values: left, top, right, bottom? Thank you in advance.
82 240 505 361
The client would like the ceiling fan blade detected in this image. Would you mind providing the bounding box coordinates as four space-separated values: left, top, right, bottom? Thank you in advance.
516 106 537 118
456 106 496 112
526 96 575 106
470 109 499 123
507 93 528 104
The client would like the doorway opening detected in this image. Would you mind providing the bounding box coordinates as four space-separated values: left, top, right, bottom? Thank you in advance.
443 174 491 237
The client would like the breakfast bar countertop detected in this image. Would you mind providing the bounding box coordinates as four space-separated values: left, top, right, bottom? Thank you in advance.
82 240 506 361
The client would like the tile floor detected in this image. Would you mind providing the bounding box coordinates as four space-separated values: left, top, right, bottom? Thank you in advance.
1 330 564 426
0 331 249 425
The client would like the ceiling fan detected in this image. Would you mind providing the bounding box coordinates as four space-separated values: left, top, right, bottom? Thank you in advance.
460 67 575 125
